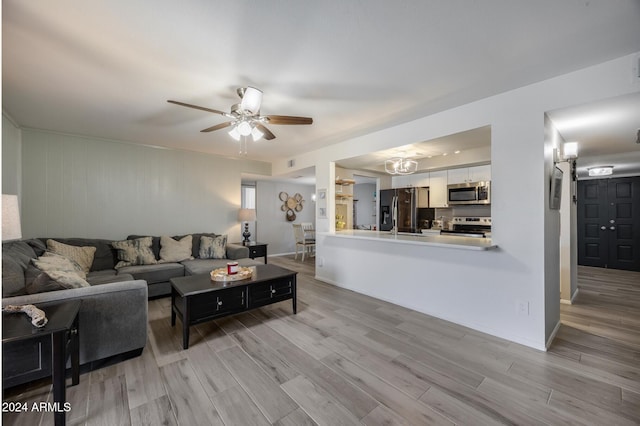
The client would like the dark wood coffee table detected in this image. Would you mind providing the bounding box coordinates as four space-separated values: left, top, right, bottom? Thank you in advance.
170 264 297 349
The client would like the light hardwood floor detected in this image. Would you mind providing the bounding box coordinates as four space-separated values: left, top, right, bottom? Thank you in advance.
3 259 640 425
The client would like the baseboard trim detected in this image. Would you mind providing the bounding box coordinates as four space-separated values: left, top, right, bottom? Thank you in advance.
560 288 580 305
546 321 562 350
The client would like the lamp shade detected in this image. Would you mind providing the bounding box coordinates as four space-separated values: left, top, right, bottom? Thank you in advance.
238 208 256 222
563 142 578 159
2 194 22 241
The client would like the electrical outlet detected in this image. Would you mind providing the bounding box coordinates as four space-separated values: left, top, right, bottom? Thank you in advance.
516 300 529 316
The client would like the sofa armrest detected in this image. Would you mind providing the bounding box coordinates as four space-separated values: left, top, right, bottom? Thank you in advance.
226 243 250 260
2 280 148 365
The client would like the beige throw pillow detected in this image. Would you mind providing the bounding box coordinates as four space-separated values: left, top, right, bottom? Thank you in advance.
47 239 96 273
159 235 194 263
111 237 158 269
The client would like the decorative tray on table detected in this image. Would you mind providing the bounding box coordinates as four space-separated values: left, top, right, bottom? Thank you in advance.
210 267 254 282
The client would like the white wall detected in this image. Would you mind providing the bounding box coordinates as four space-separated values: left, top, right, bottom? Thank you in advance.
272 52 640 350
256 180 315 255
2 113 22 196
353 183 376 228
19 129 271 240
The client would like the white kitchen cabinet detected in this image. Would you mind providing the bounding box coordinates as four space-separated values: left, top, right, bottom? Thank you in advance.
392 173 429 188
428 170 448 207
447 165 491 184
469 164 491 182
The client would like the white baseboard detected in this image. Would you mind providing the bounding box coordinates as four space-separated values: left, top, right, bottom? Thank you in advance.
560 288 580 305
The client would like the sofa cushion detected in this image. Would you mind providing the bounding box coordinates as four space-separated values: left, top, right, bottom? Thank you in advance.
38 238 117 271
2 254 27 297
47 239 96 273
182 258 261 276
159 235 194 263
199 235 227 259
117 263 184 284
112 237 158 269
87 270 135 285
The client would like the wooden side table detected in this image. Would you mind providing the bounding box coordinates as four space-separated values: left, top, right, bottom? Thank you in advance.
2 300 81 426
237 241 268 264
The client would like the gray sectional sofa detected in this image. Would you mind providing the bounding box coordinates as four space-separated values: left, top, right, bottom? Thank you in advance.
1 233 261 379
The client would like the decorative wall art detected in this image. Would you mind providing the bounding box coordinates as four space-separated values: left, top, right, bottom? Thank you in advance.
278 191 305 221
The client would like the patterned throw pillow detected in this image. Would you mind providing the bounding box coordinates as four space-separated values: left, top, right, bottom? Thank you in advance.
159 235 194 263
47 239 96 273
199 235 227 259
111 236 158 269
31 252 90 289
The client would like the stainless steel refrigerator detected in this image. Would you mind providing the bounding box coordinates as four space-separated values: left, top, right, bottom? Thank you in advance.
379 187 432 233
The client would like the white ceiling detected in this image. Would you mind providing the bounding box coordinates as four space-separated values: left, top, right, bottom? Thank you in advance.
3 1 640 169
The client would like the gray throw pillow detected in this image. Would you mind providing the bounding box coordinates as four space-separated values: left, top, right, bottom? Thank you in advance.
199 235 227 259
111 236 158 269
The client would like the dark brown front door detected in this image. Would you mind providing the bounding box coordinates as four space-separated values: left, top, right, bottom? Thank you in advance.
578 177 640 271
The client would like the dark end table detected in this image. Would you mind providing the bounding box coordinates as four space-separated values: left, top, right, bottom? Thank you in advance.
2 300 81 426
236 241 268 264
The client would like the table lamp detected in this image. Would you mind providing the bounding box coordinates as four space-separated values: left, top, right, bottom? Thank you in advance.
2 194 22 241
238 208 256 244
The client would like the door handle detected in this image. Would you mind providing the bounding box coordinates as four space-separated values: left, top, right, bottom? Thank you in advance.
610 226 616 231
600 226 607 231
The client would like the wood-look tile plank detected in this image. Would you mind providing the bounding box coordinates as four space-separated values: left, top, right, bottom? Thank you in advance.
419 386 510 426
229 328 300 384
320 336 430 399
217 346 299 423
281 375 362 426
273 407 318 426
547 388 637 426
129 395 177 426
1 382 50 426
360 404 412 426
160 359 224 426
507 360 623 412
210 386 270 426
275 339 379 420
123 344 166 409
86 375 131 426
186 342 238 397
322 352 454 426
193 320 238 352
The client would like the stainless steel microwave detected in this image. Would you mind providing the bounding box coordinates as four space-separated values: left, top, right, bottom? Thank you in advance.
447 181 491 205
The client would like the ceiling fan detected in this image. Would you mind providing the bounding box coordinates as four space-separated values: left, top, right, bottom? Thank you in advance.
167 87 313 143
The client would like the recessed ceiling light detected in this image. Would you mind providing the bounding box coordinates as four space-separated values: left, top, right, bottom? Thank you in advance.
588 166 613 176
454 150 461 154
442 153 448 156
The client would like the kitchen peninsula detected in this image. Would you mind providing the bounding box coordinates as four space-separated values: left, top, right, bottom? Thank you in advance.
331 229 497 250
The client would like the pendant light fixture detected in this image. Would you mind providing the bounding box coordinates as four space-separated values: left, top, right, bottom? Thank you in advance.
385 157 418 175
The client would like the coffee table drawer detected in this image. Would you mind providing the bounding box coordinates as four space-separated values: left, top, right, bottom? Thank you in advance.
190 287 246 320
249 277 293 308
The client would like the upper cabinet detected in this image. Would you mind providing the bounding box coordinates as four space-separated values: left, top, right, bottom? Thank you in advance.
428 170 448 208
447 165 491 184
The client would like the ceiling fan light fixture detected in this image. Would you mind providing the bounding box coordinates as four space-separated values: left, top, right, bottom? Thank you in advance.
588 166 613 176
251 126 264 141
228 126 241 141
240 87 262 115
237 120 253 136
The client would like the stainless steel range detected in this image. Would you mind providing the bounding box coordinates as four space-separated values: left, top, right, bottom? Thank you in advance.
440 217 491 238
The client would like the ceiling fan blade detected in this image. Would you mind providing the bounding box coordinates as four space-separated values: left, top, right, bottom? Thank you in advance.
264 115 313 125
200 121 234 133
255 123 276 140
167 100 227 116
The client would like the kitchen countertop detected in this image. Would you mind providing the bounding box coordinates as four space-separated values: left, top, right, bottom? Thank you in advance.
327 230 497 251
